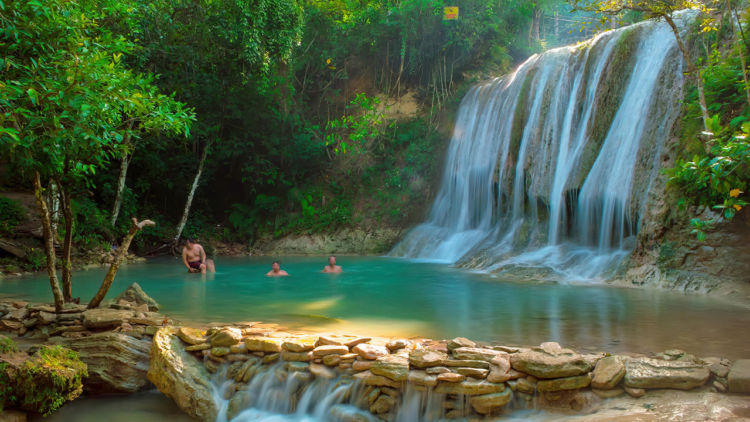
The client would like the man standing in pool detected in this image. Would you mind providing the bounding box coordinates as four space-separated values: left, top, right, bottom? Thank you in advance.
181 238 215 274
322 255 342 273
266 261 289 276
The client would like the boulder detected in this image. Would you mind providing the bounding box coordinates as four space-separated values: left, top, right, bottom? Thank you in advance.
245 337 283 353
470 389 512 414
386 339 410 351
82 308 134 329
728 359 750 394
353 370 401 388
435 379 505 395
407 370 437 387
51 332 151 394
147 328 217 421
536 374 591 392
353 360 375 372
487 355 523 383
282 337 316 352
0 345 87 416
447 337 475 351
369 394 395 414
113 282 160 311
436 372 465 382
591 356 625 390
510 343 593 379
209 327 242 347
451 347 504 362
312 345 349 357
177 327 206 345
456 367 489 379
281 351 313 362
345 337 372 348
409 349 449 368
624 358 709 390
623 386 646 398
371 355 409 382
352 344 389 360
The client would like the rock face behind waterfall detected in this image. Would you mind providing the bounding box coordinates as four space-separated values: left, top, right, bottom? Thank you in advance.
147 327 217 421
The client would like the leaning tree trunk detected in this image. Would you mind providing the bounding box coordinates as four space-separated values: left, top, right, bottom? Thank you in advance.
172 145 208 247
88 218 155 309
33 171 64 312
59 186 74 302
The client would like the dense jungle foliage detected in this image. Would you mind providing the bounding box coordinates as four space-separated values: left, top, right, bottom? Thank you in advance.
0 0 596 254
0 0 747 265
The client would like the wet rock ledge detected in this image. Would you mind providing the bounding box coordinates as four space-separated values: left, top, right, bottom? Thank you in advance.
149 324 750 421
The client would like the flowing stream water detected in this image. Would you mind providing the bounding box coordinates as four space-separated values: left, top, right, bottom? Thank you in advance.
390 16 686 282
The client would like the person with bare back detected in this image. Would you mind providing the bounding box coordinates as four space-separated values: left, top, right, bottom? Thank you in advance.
322 255 342 273
181 238 215 273
266 261 289 277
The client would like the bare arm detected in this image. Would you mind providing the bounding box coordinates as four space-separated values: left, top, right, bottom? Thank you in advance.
182 248 189 269
200 246 207 264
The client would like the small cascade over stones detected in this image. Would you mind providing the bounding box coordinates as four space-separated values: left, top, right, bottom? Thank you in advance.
390 15 688 281
145 325 749 422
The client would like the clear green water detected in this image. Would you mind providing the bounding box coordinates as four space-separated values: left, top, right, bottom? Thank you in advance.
2 256 749 357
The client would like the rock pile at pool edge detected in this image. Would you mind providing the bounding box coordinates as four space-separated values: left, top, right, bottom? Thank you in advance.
148 323 748 422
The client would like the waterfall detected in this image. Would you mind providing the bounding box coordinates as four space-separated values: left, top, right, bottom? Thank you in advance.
391 16 686 281
211 363 449 422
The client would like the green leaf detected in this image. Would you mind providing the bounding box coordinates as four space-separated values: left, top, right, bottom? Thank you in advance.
27 88 38 105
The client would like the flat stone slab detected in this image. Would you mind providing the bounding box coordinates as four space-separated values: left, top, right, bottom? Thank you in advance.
82 308 134 329
728 359 750 394
371 355 409 382
510 343 593 379
624 358 709 390
435 379 505 395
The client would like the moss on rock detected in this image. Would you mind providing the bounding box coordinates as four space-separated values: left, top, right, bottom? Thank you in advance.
0 345 87 415
0 335 18 354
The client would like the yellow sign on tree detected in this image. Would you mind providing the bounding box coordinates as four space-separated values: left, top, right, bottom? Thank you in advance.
443 6 458 20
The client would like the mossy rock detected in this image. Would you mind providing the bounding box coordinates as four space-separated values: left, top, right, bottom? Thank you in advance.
0 335 18 354
1 345 88 415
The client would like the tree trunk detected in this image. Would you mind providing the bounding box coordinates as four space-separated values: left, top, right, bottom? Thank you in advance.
111 152 132 227
663 15 710 130
33 171 64 312
88 218 155 309
48 180 59 240
59 185 73 302
172 145 209 246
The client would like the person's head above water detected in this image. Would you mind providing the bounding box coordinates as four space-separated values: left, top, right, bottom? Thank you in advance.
267 260 288 276
185 238 196 246
323 255 342 273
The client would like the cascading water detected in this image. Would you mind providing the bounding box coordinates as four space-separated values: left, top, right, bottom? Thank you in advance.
390 16 686 281
211 363 458 422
